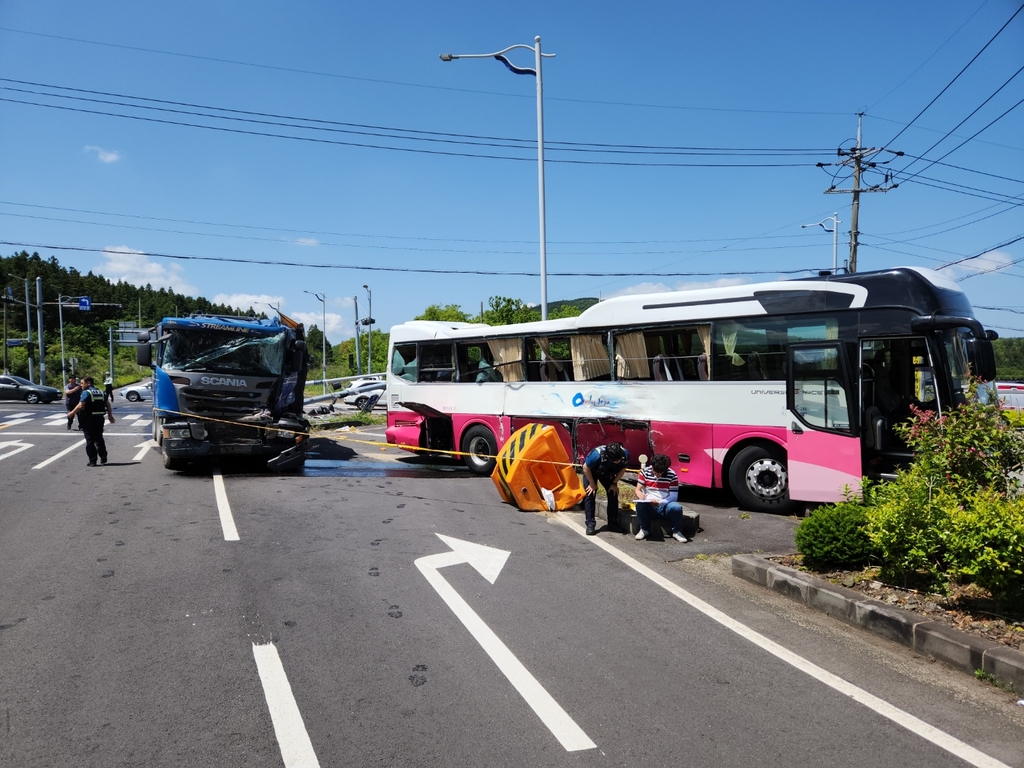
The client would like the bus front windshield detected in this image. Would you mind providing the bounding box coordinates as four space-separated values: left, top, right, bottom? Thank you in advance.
163 329 287 377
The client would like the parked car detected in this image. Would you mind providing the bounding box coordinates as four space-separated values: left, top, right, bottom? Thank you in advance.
0 374 62 404
119 381 153 402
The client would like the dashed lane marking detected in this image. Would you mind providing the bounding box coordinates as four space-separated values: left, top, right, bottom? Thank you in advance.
32 440 86 470
213 469 240 541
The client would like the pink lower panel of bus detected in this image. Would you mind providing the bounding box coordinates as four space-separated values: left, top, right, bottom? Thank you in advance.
785 427 862 502
453 413 508 453
386 413 424 450
648 421 716 488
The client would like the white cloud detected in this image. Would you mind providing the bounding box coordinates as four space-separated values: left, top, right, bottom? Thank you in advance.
295 238 319 247
945 250 1012 280
213 293 285 312
84 145 121 163
290 311 348 339
99 247 197 295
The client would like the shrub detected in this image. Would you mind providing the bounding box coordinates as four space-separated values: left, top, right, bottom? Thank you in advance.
795 502 875 570
944 490 1024 605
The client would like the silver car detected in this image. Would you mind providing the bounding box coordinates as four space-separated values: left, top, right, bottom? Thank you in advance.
119 381 153 402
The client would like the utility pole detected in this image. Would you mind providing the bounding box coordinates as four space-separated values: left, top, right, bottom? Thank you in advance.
36 277 45 386
353 296 361 376
822 113 895 273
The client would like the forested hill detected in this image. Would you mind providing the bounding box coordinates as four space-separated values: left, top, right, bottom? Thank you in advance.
1 250 241 383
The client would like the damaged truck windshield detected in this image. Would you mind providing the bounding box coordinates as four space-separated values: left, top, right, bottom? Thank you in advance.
137 314 310 472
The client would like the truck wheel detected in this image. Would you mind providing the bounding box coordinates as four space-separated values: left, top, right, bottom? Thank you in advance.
461 425 497 475
162 452 187 471
728 444 794 513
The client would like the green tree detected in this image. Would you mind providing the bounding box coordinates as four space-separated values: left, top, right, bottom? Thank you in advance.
483 296 538 326
305 325 334 368
415 304 471 322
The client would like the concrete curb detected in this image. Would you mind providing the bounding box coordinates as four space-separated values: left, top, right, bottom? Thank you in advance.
731 554 1024 694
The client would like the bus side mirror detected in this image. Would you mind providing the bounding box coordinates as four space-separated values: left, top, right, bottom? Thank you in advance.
136 332 152 367
966 337 996 382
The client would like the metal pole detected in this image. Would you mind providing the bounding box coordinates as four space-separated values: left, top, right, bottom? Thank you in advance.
36 277 45 386
364 285 372 375
848 114 863 274
109 326 115 387
832 212 839 274
353 296 361 376
23 277 33 383
3 294 7 375
321 295 327 394
59 295 66 390
535 36 548 321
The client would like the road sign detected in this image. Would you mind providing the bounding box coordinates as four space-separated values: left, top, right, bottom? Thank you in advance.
6 339 25 347
79 297 91 311
414 534 596 752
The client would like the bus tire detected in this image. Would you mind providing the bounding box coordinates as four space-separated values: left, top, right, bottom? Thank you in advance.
728 444 794 513
461 425 497 475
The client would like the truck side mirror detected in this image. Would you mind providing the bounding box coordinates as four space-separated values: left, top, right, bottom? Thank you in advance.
136 331 152 367
291 339 307 370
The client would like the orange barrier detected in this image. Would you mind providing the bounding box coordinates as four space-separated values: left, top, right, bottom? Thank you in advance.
491 423 584 511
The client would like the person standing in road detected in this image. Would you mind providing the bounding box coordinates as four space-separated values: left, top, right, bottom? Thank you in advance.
634 453 690 543
65 375 82 431
581 441 630 536
103 372 114 403
67 376 115 466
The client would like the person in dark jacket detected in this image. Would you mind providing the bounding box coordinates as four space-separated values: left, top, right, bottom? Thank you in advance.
65 375 82 430
581 442 630 535
67 376 115 466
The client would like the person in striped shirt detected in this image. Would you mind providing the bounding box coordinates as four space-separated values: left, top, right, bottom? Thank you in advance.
634 454 689 542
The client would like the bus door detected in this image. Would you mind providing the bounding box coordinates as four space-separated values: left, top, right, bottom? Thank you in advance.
573 419 652 469
786 343 862 502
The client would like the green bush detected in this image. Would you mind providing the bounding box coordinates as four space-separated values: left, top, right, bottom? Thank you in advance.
795 502 875 570
944 490 1024 604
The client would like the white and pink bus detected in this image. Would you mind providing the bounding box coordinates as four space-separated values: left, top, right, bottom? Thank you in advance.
385 267 996 513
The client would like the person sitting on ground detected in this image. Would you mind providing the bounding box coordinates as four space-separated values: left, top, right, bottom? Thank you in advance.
581 441 630 536
634 453 690 543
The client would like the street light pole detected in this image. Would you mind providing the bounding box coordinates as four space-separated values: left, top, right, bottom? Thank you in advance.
441 37 556 320
304 290 327 394
363 284 372 375
353 295 362 376
801 213 841 274
8 274 33 382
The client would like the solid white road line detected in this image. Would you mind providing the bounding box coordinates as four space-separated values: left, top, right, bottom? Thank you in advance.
252 643 321 768
556 512 1012 768
2 432 146 437
212 469 240 541
32 440 86 470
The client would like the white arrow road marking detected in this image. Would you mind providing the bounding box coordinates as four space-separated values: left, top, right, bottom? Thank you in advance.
556 512 1012 768
415 534 595 753
32 440 85 470
132 440 156 462
212 469 239 541
252 643 321 768
0 440 33 462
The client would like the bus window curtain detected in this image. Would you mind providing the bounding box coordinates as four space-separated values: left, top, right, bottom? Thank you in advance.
487 339 524 382
697 324 712 379
571 334 611 381
615 332 651 379
720 323 744 366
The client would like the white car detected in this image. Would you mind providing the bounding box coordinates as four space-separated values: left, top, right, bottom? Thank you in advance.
339 379 385 409
119 381 153 402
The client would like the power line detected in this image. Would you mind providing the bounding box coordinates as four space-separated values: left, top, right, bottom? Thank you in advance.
0 26 852 117
0 96 823 169
880 2 1024 150
0 240 824 278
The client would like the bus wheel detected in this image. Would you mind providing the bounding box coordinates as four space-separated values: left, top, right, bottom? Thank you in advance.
728 445 793 513
461 426 497 475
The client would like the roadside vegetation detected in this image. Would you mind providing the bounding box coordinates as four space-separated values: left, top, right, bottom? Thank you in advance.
795 380 1024 610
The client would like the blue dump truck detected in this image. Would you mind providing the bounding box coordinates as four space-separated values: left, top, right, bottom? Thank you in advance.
136 312 311 472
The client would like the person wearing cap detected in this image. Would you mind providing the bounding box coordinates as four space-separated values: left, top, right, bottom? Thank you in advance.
634 454 690 543
581 441 630 536
67 375 115 466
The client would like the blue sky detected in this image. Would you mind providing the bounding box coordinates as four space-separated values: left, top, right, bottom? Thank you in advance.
1 1 1022 341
